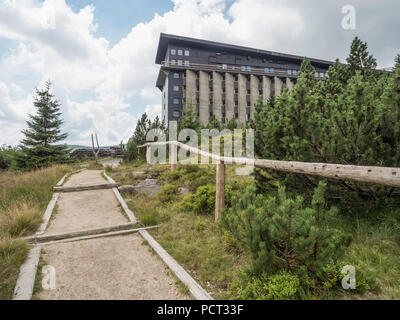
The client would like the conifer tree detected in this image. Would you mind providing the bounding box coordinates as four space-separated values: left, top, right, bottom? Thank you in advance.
124 113 151 161
226 118 238 131
346 36 377 77
254 37 400 199
395 54 400 68
17 81 68 168
207 114 222 131
178 101 202 132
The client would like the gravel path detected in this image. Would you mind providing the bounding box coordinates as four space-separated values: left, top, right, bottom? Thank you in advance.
38 170 190 300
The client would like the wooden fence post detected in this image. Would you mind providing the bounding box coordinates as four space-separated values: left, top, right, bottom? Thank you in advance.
146 145 151 164
215 160 225 221
170 142 177 171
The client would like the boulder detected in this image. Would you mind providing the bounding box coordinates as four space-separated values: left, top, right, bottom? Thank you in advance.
178 187 190 195
119 179 161 197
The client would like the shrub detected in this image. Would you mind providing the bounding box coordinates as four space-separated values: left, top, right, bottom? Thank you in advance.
182 184 233 215
221 182 352 283
158 184 178 202
254 39 400 201
228 270 301 300
0 153 10 171
160 170 183 183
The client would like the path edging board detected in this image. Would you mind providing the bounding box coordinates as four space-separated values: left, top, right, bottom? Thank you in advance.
140 229 213 300
53 183 118 193
36 174 67 236
104 171 213 300
39 225 160 246
12 246 42 300
24 222 138 244
103 171 137 223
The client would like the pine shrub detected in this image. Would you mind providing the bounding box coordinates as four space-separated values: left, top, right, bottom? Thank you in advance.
220 182 352 282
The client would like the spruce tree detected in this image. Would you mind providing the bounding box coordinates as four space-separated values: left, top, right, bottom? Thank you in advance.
124 113 151 161
346 37 377 77
18 81 68 168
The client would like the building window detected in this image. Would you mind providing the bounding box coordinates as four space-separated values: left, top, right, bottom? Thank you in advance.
184 60 190 66
177 60 183 66
315 72 319 78
173 86 179 91
320 72 325 77
293 70 297 76
178 49 183 56
184 50 189 56
287 69 292 75
247 66 252 72
222 64 227 70
170 60 176 65
264 68 269 73
173 98 179 104
270 68 275 73
173 111 180 118
173 73 179 79
241 66 246 71
171 49 176 55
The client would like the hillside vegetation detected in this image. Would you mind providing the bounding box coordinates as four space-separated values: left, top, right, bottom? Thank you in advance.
107 162 400 299
0 165 71 299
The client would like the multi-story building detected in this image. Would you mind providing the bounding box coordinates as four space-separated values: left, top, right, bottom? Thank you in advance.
155 33 333 126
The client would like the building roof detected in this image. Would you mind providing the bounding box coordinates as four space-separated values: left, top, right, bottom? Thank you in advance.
155 33 334 68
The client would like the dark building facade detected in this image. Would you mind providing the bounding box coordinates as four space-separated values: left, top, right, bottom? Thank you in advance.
155 33 333 126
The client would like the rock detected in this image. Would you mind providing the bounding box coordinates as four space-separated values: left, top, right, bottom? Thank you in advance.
132 171 145 177
178 187 190 195
119 179 161 197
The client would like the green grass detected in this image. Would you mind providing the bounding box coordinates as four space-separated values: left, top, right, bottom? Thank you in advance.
109 161 400 300
0 237 29 300
0 165 72 300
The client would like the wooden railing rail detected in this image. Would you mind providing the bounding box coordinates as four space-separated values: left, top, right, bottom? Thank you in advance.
139 141 400 220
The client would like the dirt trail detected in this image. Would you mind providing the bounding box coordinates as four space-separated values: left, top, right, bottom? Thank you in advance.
38 170 190 300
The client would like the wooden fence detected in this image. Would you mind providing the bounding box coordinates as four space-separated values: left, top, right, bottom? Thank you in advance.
139 141 400 221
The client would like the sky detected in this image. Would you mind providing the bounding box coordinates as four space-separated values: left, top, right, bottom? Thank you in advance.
0 0 399 146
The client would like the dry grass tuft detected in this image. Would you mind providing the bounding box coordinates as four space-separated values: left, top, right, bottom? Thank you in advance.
0 165 71 299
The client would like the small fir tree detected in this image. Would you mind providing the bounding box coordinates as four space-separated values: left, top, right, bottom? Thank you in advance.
17 81 68 168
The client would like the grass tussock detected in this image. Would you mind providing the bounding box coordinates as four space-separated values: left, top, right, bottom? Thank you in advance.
0 237 29 300
0 165 72 300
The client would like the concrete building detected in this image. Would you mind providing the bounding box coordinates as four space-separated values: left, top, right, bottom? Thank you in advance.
155 33 333 126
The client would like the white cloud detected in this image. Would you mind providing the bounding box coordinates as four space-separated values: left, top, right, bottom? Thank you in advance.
0 0 399 146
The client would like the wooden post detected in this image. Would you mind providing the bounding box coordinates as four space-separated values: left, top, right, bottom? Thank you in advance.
215 160 225 221
170 142 177 171
146 145 151 164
